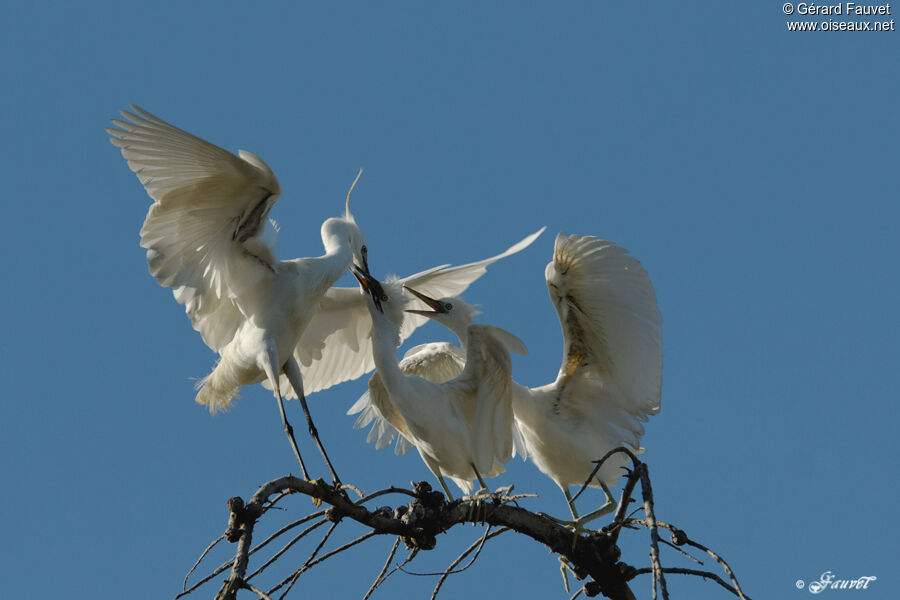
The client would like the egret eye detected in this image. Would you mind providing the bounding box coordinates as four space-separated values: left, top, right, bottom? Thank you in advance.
380 294 388 302
445 302 453 311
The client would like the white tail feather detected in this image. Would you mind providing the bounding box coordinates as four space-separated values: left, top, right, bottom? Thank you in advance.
194 362 241 414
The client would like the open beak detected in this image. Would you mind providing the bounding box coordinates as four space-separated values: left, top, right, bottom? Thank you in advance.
403 286 446 316
354 256 370 279
353 265 384 313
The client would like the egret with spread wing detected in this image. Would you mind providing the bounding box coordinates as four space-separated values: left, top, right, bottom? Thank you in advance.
346 229 544 454
354 273 526 499
108 106 373 483
376 233 662 527
268 227 545 399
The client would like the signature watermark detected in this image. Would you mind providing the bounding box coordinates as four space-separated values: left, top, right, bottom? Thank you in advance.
783 3 895 31
796 571 877 594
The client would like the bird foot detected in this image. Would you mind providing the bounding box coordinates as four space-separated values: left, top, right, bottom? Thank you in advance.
558 556 587 594
462 487 492 523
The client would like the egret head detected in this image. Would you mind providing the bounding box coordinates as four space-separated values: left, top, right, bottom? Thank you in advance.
322 169 371 276
353 271 408 327
403 287 479 335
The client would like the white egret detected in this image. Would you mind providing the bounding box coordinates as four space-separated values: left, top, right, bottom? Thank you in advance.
109 106 543 484
347 229 545 455
108 106 375 483
358 233 662 526
353 272 527 499
266 228 545 400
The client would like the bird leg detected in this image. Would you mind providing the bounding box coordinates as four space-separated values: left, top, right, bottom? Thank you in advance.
263 359 310 480
463 464 492 523
546 482 618 580
566 481 617 528
544 484 617 533
436 474 455 502
284 358 342 487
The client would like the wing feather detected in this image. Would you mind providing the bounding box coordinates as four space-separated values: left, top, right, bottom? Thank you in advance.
546 233 662 419
347 343 466 454
110 106 282 351
452 325 515 474
273 228 544 396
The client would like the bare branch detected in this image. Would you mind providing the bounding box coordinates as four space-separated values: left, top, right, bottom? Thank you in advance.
638 463 668 600
240 581 275 600
571 446 641 505
430 527 510 600
245 518 329 580
631 567 749 599
215 497 263 600
183 535 224 592
363 537 401 600
625 519 750 600
268 531 379 598
179 454 748 600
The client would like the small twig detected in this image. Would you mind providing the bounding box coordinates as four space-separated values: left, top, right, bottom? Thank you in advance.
342 483 365 499
262 490 292 513
245 518 329 580
625 519 749 600
568 586 585 600
658 538 702 564
274 521 340 599
354 486 418 505
638 463 668 600
363 537 401 600
608 466 643 544
571 446 640 505
176 560 231 598
177 513 326 600
183 535 225 591
430 527 509 600
631 567 750 599
240 581 275 600
249 510 328 558
682 538 747 600
268 531 379 598
381 548 420 582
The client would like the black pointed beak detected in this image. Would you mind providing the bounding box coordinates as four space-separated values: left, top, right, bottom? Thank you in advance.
353 266 384 313
403 286 446 316
356 256 370 278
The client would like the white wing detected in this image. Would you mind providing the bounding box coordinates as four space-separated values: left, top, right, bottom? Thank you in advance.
546 233 663 420
109 106 282 351
272 227 545 396
449 324 516 475
348 342 466 454
396 227 546 340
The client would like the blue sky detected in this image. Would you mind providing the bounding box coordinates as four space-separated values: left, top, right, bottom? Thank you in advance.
1 2 897 598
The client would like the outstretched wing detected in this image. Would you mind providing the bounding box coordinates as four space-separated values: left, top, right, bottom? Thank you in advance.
396 227 546 340
272 227 545 396
109 106 282 351
546 233 662 419
348 342 466 454
450 324 516 475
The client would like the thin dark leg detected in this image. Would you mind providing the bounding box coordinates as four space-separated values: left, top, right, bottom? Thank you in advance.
275 388 310 479
284 358 342 485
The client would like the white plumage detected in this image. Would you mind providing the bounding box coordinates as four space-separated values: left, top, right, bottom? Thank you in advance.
268 227 545 398
357 232 662 514
109 106 543 482
357 277 527 496
109 106 371 412
109 105 378 480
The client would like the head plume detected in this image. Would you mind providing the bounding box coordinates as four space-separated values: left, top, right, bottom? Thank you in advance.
344 168 363 222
